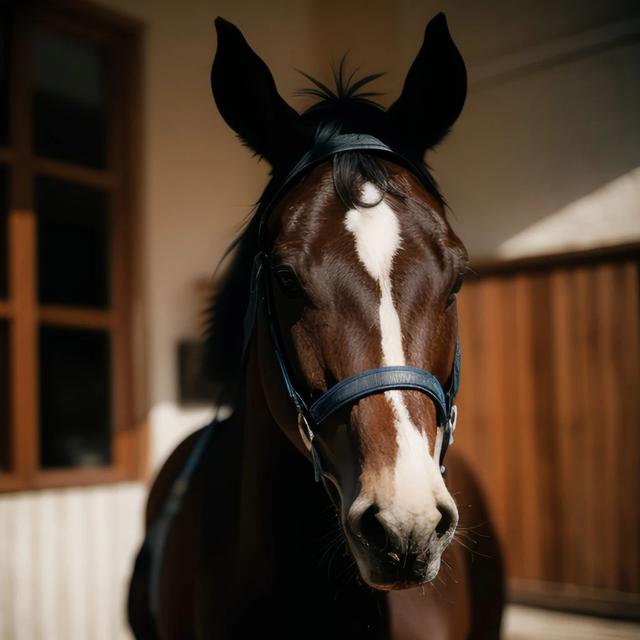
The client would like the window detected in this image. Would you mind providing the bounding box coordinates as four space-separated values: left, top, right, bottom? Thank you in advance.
0 2 144 491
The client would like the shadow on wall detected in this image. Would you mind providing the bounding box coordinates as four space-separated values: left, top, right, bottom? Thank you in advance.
435 21 640 260
497 167 640 258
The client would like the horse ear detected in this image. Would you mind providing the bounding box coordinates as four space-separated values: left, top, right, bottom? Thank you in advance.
211 17 303 166
387 13 467 160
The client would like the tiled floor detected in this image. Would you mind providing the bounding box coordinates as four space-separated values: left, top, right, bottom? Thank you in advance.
503 605 640 639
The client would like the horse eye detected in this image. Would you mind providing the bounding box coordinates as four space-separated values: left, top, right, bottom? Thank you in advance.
446 276 463 307
273 263 306 298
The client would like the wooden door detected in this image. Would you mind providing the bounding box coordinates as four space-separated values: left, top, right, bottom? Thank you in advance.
455 244 640 617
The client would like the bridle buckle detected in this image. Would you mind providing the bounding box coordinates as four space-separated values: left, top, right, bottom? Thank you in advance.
297 412 314 452
297 412 324 483
448 404 458 445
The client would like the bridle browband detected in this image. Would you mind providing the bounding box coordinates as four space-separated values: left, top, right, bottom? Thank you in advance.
243 132 461 479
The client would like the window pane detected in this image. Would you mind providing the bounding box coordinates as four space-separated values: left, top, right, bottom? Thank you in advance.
0 165 7 299
0 321 9 470
32 28 108 168
0 11 10 145
37 176 110 308
39 326 111 468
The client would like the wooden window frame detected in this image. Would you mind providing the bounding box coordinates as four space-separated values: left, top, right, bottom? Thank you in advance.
0 1 146 492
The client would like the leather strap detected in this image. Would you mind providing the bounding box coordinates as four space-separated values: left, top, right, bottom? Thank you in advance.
309 366 450 425
257 133 433 242
148 413 220 614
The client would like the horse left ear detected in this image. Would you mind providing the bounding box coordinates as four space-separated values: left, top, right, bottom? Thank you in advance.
387 13 467 160
211 17 305 166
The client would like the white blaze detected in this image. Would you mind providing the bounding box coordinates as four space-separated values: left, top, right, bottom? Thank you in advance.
344 183 444 535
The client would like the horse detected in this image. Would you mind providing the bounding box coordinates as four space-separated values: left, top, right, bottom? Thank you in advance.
128 13 504 639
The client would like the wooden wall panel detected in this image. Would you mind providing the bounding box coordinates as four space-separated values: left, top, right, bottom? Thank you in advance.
455 247 640 614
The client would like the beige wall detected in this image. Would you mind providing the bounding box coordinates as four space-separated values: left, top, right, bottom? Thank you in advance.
95 0 639 409
435 10 640 258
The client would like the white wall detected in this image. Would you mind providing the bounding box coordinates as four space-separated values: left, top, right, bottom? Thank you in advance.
0 484 145 640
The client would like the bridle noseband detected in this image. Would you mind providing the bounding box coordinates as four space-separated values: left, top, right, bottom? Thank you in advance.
243 133 461 480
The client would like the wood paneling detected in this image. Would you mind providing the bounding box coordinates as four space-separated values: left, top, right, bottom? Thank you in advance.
456 246 640 615
9 211 38 481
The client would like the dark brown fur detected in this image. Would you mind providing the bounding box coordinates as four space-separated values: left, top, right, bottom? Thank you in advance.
128 162 504 639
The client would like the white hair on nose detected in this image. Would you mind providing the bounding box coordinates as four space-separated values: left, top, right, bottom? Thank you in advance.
344 182 444 534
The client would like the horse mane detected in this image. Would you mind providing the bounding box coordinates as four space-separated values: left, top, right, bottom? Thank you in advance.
203 64 443 401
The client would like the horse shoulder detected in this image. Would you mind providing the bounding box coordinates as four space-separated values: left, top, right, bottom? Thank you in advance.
145 427 208 527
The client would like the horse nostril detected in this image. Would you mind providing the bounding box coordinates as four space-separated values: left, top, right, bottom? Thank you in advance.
359 504 388 551
435 504 454 538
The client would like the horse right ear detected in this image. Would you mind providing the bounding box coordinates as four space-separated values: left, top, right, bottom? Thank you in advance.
386 13 467 162
211 18 304 166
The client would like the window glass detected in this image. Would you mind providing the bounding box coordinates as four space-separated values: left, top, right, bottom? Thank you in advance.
37 175 110 308
32 28 107 168
39 326 111 468
0 11 10 145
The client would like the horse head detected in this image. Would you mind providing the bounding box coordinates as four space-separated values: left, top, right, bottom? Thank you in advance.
210 13 468 590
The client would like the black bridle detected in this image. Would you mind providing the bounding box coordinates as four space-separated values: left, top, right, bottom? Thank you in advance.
146 132 462 614
244 132 461 479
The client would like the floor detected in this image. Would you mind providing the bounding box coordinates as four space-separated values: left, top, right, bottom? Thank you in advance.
503 605 640 639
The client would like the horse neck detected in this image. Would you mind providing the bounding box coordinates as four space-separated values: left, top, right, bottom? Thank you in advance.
232 353 318 591
229 354 389 633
